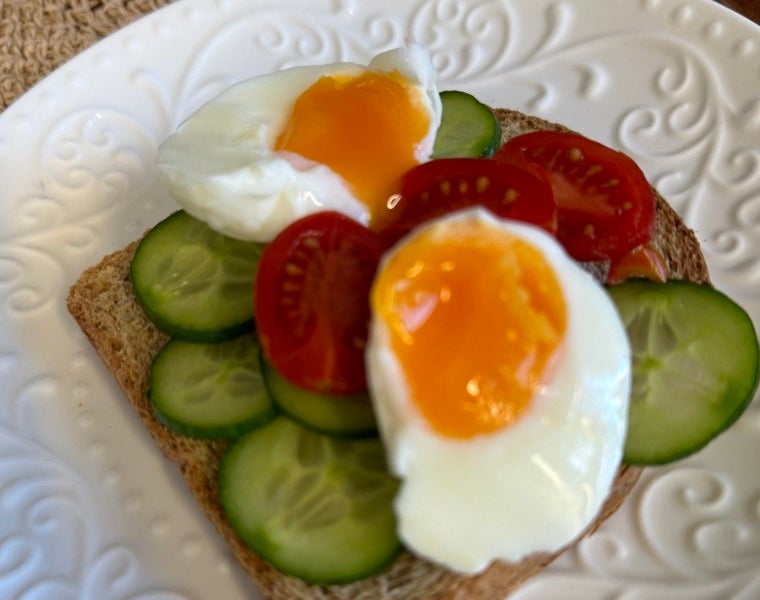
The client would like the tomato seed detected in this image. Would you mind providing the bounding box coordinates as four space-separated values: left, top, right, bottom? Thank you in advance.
458 180 469 193
440 181 451 195
285 263 304 275
476 176 490 193
583 224 596 238
503 189 518 205
586 165 602 176
567 147 584 162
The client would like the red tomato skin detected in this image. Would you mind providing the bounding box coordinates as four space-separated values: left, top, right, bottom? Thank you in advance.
379 158 557 246
494 131 656 262
255 211 384 394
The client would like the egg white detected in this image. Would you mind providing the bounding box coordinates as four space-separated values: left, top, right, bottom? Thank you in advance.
365 208 631 573
157 45 441 243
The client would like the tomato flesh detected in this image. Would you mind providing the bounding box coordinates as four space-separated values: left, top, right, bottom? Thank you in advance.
379 158 557 246
607 244 669 285
494 131 656 262
255 211 384 394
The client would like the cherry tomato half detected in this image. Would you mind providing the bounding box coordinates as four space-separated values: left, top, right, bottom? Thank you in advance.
379 158 557 246
494 131 656 262
606 244 669 285
255 211 384 394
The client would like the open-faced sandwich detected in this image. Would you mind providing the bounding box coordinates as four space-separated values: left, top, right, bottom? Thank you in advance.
66 45 759 599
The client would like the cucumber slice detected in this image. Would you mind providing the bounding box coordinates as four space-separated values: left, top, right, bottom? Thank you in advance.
131 210 264 342
149 334 277 439
608 279 759 465
261 355 377 438
432 90 502 159
219 417 401 584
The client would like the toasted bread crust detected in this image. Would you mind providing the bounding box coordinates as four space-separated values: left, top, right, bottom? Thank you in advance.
66 108 710 600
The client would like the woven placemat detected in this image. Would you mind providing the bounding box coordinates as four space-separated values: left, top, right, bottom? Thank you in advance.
0 0 172 111
1 0 758 113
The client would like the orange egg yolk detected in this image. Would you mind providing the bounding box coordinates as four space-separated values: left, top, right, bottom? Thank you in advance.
274 70 430 231
371 221 567 438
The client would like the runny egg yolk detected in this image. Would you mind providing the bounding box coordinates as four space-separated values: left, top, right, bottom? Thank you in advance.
372 221 568 438
274 71 431 231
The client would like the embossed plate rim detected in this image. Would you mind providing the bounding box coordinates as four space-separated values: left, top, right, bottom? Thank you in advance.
0 0 759 598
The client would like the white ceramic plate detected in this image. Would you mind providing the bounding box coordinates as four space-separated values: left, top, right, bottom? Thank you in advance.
1 0 759 598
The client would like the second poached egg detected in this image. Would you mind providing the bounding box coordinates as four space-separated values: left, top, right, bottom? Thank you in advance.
366 208 631 573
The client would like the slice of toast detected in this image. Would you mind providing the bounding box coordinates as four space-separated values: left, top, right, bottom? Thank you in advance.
66 109 710 600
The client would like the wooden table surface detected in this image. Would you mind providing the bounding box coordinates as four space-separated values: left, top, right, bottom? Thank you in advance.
718 0 760 23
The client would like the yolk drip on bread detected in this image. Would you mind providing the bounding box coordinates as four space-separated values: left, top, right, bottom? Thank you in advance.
371 218 567 438
275 71 431 231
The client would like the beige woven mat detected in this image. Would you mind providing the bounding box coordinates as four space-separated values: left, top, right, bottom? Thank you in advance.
0 0 172 111
0 0 758 113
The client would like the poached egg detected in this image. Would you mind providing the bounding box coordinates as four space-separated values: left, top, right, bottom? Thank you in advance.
157 45 441 242
366 208 631 573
